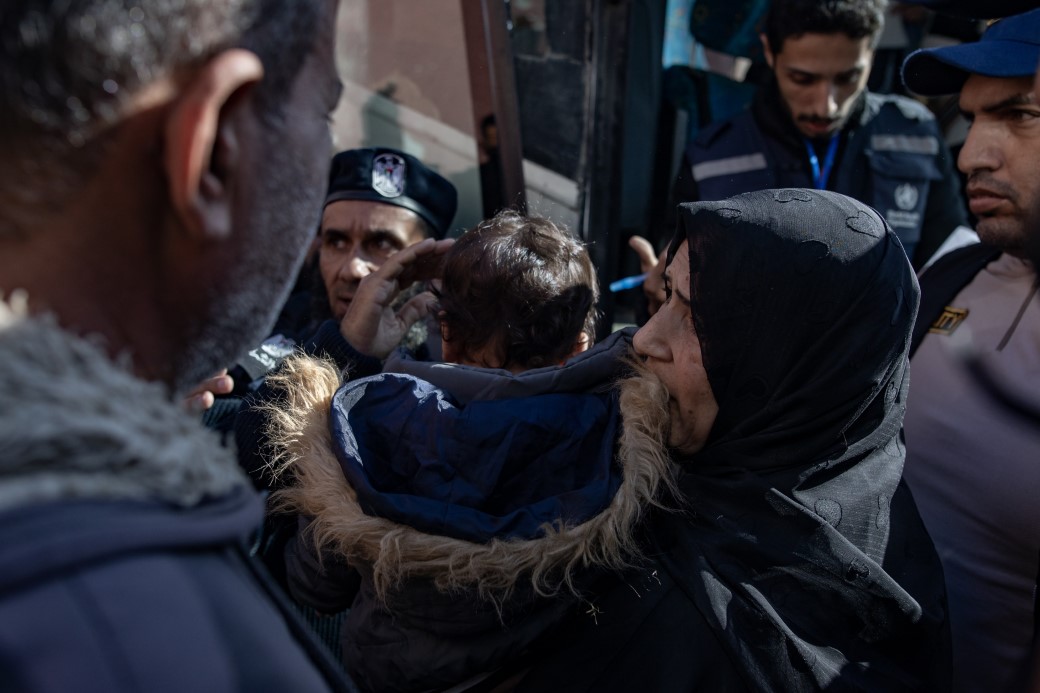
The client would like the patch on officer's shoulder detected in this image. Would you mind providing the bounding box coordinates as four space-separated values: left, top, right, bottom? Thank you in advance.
928 306 968 336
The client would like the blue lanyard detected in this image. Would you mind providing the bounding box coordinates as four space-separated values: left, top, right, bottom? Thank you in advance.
803 135 840 190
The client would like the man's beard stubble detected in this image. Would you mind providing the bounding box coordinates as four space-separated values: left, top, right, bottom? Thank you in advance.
169 134 325 396
968 172 1032 258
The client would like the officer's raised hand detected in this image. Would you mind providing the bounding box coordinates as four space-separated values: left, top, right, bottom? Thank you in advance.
340 238 454 359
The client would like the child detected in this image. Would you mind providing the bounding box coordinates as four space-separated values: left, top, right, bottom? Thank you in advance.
265 212 670 692
436 210 598 371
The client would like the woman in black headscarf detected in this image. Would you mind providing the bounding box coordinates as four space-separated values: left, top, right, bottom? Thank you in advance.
516 189 950 692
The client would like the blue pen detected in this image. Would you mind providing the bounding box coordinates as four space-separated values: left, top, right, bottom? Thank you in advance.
609 272 648 293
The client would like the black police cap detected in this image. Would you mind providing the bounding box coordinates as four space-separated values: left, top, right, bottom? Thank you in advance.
324 147 458 239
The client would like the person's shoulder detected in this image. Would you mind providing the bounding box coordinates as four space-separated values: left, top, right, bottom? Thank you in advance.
692 108 756 149
866 92 936 124
921 241 1002 282
0 497 335 692
911 242 1003 358
0 492 263 583
0 497 274 690
270 290 316 341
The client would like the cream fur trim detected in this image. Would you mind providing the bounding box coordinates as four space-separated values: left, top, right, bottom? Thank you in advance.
265 354 679 604
0 292 248 512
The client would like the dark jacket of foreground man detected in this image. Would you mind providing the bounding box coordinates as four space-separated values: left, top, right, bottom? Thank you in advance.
0 299 348 693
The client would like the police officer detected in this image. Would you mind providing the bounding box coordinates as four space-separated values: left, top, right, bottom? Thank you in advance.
675 0 967 268
211 149 455 452
229 147 457 395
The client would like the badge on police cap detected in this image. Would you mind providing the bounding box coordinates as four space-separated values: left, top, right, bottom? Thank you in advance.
371 153 407 198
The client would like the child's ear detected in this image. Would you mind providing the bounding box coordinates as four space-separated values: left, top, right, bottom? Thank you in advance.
440 323 460 363
567 332 592 359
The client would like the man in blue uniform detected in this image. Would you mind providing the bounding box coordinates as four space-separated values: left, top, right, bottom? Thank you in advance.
675 0 967 268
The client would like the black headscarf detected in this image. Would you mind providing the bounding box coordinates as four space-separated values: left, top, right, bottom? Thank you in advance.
656 189 949 691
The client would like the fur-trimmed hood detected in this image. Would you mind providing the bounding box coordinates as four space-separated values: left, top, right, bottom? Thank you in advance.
266 331 678 604
265 333 682 691
0 293 249 513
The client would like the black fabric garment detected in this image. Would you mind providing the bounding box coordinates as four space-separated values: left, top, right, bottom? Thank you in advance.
516 189 949 692
666 189 949 691
514 549 750 692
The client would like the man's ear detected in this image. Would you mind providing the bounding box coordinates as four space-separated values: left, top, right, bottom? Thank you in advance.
164 49 264 242
760 34 776 69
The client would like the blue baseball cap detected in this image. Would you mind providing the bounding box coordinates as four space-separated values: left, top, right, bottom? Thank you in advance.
324 147 458 240
899 0 1039 18
902 9 1040 96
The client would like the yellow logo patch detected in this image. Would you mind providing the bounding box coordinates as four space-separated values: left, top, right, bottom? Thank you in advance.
929 306 969 336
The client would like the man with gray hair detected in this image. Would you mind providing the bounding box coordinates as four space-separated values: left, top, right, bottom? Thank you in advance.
0 0 352 690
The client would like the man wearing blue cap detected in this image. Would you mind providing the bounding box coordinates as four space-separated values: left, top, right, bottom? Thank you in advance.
900 10 1040 692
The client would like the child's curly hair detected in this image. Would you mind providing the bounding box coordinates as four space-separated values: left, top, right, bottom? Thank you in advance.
437 210 599 371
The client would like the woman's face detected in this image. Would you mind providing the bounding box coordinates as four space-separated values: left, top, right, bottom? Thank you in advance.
632 242 718 455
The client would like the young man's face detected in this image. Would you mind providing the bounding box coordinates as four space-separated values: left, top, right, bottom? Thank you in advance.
958 74 1040 257
764 32 875 140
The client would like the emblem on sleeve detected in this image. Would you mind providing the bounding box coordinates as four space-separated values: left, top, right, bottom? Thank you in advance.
895 183 919 211
928 306 968 336
371 153 407 198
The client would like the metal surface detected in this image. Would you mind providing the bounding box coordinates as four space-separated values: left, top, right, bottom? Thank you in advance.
580 0 632 337
461 0 528 216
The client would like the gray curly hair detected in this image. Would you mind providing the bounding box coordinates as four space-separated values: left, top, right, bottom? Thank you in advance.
0 0 323 235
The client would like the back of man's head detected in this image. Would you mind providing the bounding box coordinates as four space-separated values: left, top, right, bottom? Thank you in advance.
763 0 885 53
438 211 599 372
0 0 337 394
0 0 322 235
